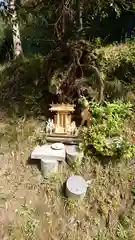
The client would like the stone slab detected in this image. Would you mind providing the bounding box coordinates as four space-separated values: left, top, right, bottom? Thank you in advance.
31 144 65 162
46 136 80 145
46 134 78 138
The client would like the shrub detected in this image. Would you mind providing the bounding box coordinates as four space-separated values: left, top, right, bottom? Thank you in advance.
93 42 135 100
80 101 135 159
97 42 135 80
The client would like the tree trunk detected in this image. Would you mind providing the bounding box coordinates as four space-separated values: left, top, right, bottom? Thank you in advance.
9 0 23 58
76 0 83 31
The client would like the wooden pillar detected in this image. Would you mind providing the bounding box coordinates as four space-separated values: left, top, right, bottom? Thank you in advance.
54 115 56 126
57 113 60 129
60 113 63 127
65 114 69 132
63 113 65 128
68 114 71 125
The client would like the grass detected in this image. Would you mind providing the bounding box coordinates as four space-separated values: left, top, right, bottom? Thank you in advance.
0 113 135 240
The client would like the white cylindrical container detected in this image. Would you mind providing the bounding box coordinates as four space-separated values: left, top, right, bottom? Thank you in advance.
41 158 58 178
66 175 87 200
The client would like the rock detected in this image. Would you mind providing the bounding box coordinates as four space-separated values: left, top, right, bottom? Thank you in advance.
66 175 87 200
105 136 122 149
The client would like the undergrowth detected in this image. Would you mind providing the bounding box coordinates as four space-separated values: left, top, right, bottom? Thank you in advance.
0 55 49 116
81 101 135 160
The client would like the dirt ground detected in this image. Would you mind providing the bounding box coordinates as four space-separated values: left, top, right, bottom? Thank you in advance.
0 115 135 240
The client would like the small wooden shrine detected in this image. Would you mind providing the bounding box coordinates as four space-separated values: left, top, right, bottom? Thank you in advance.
49 103 75 134
46 103 81 144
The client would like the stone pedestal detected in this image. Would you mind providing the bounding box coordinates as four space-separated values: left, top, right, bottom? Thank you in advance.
31 144 66 178
65 145 83 166
66 175 87 200
41 158 58 178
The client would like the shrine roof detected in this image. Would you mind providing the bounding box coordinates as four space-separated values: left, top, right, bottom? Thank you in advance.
49 104 75 112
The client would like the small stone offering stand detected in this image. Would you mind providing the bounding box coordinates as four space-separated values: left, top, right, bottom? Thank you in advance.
31 103 87 200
